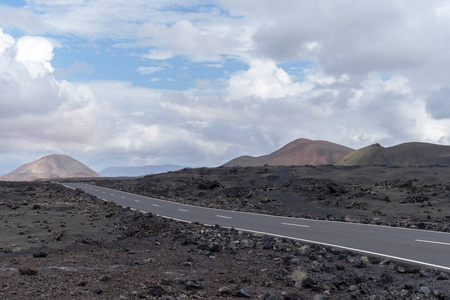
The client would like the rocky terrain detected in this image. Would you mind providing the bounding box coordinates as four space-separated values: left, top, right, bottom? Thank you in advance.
1 165 450 299
92 165 450 232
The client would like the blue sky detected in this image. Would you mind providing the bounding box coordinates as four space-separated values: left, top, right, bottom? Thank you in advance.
1 0 450 173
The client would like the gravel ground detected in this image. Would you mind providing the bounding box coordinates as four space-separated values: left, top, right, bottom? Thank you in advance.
0 165 450 299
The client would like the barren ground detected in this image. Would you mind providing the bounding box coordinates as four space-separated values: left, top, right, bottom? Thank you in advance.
1 165 450 299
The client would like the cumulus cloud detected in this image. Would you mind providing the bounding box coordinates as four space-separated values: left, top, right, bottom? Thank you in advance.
227 59 302 99
0 30 110 162
2 1 450 172
15 36 54 77
0 31 59 117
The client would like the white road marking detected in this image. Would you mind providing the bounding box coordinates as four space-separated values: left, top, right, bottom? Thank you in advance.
281 222 310 228
415 239 450 246
111 193 114 196
134 199 140 203
152 204 159 207
121 196 125 199
216 215 232 219
178 209 188 212
234 227 450 272
61 183 450 271
160 216 192 223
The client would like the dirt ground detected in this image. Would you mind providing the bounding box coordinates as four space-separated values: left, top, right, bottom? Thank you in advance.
0 166 450 299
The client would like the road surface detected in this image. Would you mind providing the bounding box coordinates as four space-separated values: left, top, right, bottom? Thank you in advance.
62 182 450 271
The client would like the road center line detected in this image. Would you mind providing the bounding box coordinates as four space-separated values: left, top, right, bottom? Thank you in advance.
121 196 125 199
152 204 159 207
281 222 310 228
178 209 188 212
415 239 450 246
216 215 232 219
134 200 140 202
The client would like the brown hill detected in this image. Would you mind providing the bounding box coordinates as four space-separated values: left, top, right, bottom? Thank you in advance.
0 154 101 181
335 142 450 166
223 138 355 167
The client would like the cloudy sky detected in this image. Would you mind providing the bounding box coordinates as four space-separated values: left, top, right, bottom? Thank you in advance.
1 0 450 173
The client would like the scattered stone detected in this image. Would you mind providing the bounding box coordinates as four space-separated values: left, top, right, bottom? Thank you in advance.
99 275 111 282
313 294 328 300
353 257 367 268
149 285 165 297
298 245 310 256
18 267 38 276
283 294 307 300
395 265 407 273
302 277 318 289
7 203 19 210
93 288 103 295
183 279 204 290
53 231 64 241
419 268 436 277
2 170 450 299
218 286 232 296
437 272 450 280
419 286 431 295
262 290 278 300
32 251 48 258
235 288 253 298
379 272 393 284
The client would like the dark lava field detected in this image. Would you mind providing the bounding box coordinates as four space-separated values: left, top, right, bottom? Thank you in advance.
1 165 450 299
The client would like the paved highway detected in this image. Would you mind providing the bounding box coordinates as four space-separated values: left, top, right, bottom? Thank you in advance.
62 182 450 271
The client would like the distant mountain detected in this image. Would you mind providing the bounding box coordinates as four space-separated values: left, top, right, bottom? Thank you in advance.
100 164 186 177
223 138 355 167
0 154 101 181
335 142 450 166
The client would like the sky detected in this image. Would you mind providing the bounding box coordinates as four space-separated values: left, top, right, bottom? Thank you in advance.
1 0 450 174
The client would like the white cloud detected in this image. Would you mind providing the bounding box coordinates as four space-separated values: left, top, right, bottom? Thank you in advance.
140 19 243 61
0 5 44 34
137 66 164 75
0 28 14 54
2 1 450 172
0 30 111 163
15 36 54 77
227 59 303 99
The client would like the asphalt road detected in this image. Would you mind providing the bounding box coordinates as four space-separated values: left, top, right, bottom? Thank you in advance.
62 182 450 271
